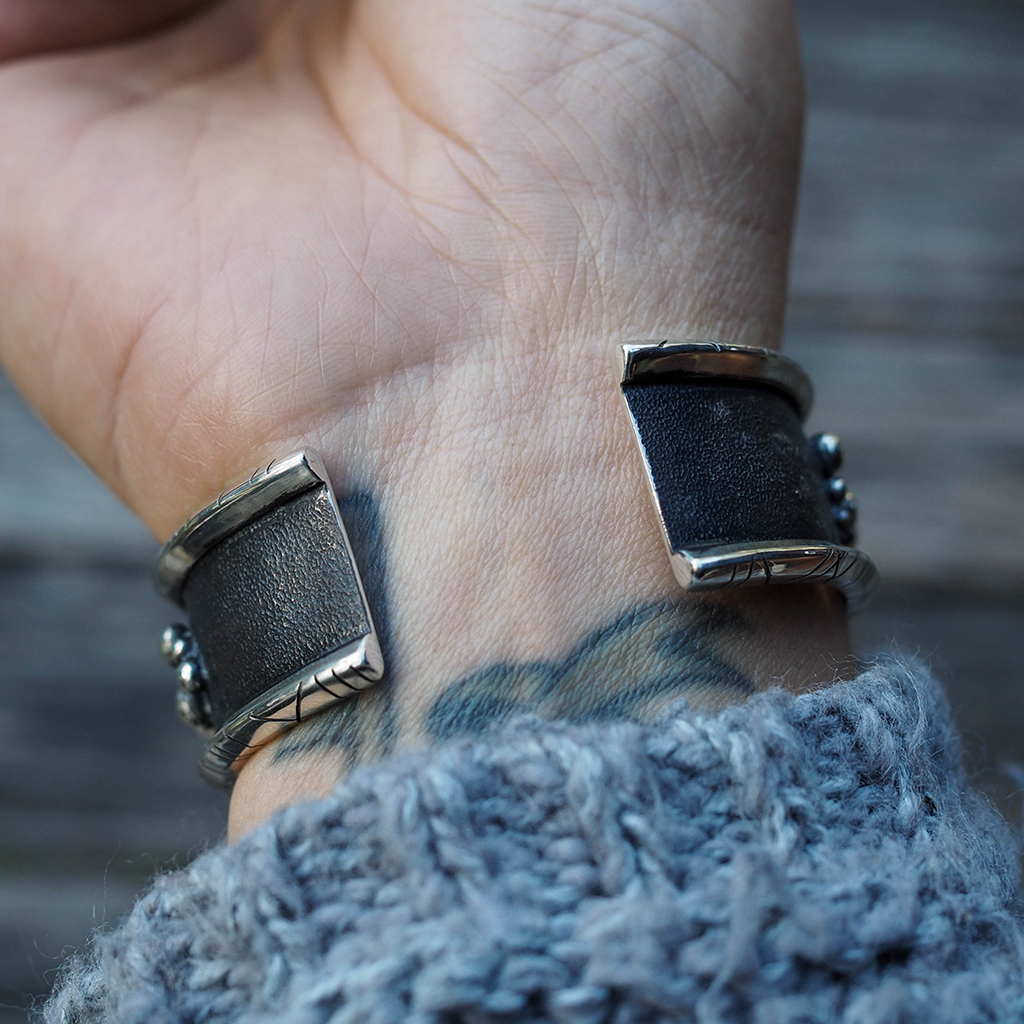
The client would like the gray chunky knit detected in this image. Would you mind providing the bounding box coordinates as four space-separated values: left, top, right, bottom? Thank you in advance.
47 659 1024 1023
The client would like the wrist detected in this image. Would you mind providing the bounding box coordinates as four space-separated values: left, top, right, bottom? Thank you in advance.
209 335 851 840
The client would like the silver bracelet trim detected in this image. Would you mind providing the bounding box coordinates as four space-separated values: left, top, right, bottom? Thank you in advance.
199 632 383 787
156 451 328 606
672 541 878 613
619 340 814 419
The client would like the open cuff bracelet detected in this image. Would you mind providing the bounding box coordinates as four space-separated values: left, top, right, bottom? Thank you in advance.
156 342 877 787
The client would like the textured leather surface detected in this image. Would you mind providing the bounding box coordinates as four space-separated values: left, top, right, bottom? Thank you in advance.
183 487 370 729
623 379 840 551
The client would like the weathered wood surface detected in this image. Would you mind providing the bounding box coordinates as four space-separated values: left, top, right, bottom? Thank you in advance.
1 0 1023 1017
0 374 229 1016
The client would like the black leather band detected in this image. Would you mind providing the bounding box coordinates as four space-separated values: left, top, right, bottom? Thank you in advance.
622 379 841 551
183 485 372 730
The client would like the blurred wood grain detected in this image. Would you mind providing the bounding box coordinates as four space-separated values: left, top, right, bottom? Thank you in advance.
1 0 1022 1017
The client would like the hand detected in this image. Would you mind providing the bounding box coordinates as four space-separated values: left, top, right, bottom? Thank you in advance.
0 0 847 839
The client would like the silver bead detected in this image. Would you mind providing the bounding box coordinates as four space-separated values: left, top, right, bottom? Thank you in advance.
160 623 191 667
827 476 848 503
833 492 858 545
834 499 858 528
177 658 205 693
810 432 843 477
175 688 208 729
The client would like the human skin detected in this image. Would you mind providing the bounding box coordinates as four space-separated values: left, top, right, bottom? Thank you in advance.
0 0 850 841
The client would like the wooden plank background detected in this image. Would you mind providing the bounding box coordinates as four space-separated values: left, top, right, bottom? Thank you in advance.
2 0 1022 1016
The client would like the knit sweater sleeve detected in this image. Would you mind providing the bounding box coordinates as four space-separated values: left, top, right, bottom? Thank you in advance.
44 658 1024 1024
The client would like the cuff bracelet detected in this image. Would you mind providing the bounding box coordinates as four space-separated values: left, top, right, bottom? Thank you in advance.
155 341 876 787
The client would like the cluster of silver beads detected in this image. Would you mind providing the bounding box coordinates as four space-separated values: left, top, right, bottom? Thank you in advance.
160 624 214 736
809 432 858 547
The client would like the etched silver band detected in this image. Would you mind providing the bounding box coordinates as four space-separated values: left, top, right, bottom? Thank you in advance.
671 541 878 609
619 340 814 418
191 634 382 788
